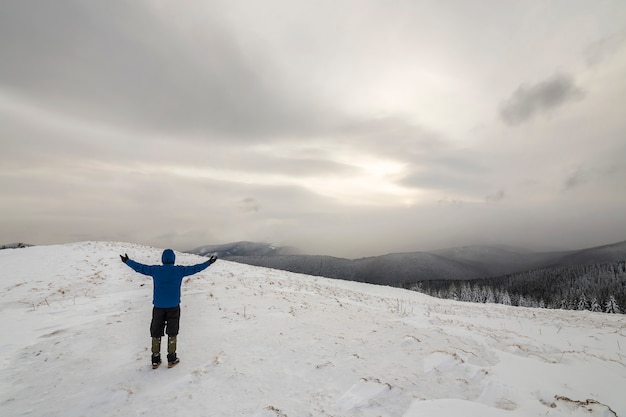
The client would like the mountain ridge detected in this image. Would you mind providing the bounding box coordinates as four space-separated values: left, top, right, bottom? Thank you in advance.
187 240 626 286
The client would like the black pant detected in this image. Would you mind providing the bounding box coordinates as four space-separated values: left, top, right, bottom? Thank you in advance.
150 306 181 338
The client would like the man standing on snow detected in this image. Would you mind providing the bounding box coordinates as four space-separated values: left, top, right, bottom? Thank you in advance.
120 249 217 369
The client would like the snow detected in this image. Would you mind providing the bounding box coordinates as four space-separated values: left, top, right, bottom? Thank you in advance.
1 241 624 417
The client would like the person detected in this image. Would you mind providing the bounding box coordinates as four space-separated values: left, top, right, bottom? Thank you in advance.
120 249 217 369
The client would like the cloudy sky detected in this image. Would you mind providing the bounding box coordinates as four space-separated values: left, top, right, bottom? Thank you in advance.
2 0 626 258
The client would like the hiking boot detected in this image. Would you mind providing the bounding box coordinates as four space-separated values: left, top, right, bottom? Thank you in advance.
167 353 180 368
151 353 162 369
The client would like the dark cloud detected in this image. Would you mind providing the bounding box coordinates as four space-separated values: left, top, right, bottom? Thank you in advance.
0 0 331 140
499 73 584 125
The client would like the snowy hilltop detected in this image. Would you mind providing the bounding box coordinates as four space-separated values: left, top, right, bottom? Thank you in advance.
0 242 624 417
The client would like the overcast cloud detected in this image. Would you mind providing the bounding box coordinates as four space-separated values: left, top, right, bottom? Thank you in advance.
2 0 626 258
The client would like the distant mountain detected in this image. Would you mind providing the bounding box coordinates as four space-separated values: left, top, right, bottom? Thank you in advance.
188 240 626 287
352 252 485 285
220 252 484 286
548 240 626 267
429 245 572 277
188 241 301 257
219 254 357 280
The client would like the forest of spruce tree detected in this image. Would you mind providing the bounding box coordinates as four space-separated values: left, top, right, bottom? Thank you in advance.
407 260 625 314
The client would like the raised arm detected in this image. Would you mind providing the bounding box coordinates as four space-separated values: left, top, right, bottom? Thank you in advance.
179 255 218 277
120 253 156 276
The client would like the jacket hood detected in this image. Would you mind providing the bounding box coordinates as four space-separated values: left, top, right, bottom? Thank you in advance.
161 249 176 265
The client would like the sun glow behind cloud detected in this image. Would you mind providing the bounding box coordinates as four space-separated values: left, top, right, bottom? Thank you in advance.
304 157 417 206
163 151 418 207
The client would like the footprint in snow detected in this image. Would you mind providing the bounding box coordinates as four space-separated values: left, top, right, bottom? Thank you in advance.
477 380 517 411
423 351 464 374
336 378 391 412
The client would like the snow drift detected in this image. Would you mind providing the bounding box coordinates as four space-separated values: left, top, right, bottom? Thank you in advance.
0 242 624 417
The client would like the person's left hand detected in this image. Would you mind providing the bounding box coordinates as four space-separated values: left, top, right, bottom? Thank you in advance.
209 255 218 264
120 253 129 263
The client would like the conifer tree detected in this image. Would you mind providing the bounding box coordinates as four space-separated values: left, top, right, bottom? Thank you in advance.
605 295 621 314
590 298 602 312
499 291 512 306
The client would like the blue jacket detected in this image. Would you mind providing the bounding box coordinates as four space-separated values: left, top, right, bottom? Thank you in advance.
125 249 212 308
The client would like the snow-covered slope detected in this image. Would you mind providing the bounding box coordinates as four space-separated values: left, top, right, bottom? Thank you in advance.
1 242 624 417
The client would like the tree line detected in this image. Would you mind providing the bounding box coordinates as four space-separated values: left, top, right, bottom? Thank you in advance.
407 260 625 314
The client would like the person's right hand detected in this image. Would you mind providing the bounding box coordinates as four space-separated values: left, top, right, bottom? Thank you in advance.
209 255 218 264
120 253 129 263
